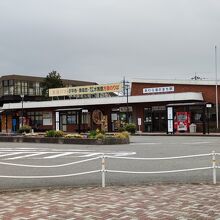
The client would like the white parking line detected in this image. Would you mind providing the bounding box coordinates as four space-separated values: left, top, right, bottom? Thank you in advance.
78 153 101 158
0 148 136 160
0 152 24 158
44 152 78 159
6 152 47 160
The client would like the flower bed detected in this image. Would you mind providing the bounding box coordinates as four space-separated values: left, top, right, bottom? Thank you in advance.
0 130 130 145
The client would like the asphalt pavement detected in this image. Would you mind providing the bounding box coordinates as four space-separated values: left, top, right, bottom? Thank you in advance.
1 136 220 219
0 136 219 190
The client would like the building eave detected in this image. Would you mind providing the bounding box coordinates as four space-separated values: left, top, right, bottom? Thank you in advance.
2 92 204 110
132 78 219 86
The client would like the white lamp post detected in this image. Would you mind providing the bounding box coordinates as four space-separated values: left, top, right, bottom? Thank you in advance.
20 94 24 127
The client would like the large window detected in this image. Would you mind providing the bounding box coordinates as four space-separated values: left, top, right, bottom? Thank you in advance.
27 111 43 126
3 80 14 95
14 81 21 95
67 115 77 124
82 112 90 124
14 80 43 96
21 81 28 95
66 111 77 124
34 82 43 95
43 112 52 125
28 82 34 95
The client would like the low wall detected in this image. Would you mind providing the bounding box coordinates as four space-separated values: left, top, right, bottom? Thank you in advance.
0 136 129 145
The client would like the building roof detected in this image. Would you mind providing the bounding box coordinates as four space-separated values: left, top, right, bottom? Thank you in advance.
2 92 203 110
132 78 219 86
0 74 97 86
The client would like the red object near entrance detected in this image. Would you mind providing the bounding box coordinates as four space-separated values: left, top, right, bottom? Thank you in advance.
174 112 191 132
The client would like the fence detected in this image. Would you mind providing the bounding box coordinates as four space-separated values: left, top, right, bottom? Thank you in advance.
0 151 219 187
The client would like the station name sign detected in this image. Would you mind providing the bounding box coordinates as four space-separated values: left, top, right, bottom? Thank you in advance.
143 86 174 94
49 83 122 97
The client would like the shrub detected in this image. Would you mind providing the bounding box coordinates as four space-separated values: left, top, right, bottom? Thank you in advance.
115 132 127 139
95 133 105 140
121 131 130 139
55 130 64 137
88 130 97 138
45 130 56 137
125 123 136 134
118 126 126 132
18 125 32 133
45 130 64 137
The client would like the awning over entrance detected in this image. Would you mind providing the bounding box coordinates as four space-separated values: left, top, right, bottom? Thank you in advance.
166 101 207 134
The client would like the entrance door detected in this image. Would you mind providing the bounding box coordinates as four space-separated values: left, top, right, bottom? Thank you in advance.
152 111 166 132
144 108 152 132
60 114 67 132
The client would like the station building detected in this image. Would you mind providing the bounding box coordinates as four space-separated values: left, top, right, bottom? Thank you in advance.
1 79 219 134
0 74 97 132
0 74 97 106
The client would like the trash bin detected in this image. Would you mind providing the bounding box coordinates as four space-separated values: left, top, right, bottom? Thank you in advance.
189 123 196 133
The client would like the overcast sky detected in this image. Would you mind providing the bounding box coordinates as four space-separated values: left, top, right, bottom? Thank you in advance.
0 0 220 83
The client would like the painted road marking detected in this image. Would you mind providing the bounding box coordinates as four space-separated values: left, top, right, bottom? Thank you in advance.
0 152 24 158
78 153 101 158
0 148 136 160
7 152 47 160
44 152 78 159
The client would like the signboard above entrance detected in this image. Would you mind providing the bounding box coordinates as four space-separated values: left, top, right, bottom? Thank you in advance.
143 86 174 94
119 106 133 112
49 83 122 97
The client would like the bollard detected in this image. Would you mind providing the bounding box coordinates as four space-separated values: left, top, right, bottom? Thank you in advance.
101 154 106 188
212 151 217 184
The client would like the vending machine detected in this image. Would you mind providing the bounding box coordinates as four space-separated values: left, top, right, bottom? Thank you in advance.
174 112 191 132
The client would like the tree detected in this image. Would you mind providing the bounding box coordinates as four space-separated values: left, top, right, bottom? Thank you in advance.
42 70 64 97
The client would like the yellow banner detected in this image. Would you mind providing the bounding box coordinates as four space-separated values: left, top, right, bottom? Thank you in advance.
49 83 122 97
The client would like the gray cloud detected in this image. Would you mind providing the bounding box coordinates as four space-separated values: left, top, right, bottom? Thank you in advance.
0 0 220 83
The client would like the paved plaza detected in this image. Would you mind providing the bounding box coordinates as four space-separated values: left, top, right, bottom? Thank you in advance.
1 184 220 219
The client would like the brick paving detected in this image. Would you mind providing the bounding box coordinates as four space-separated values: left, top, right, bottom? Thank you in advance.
0 184 220 219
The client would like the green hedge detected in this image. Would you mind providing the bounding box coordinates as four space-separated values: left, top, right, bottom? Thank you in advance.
45 130 64 137
18 125 32 133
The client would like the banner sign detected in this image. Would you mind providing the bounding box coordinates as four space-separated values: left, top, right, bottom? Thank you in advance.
143 86 174 94
55 112 59 131
49 83 122 97
167 107 173 120
167 107 174 133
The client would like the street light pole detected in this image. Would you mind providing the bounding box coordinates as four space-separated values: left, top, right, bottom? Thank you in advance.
215 46 219 130
21 94 24 127
126 85 129 123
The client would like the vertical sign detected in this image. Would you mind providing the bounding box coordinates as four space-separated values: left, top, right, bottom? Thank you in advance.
138 118 142 126
138 118 142 133
167 107 173 133
55 112 59 131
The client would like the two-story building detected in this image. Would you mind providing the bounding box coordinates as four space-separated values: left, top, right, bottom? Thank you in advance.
1 79 219 134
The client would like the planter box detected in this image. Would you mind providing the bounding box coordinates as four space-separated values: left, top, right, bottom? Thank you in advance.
0 136 129 145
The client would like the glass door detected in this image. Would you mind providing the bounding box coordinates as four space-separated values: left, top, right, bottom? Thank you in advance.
60 114 67 131
144 108 152 132
152 111 166 132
